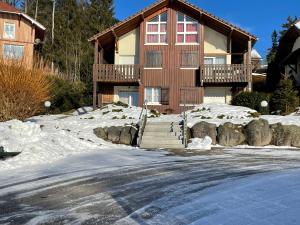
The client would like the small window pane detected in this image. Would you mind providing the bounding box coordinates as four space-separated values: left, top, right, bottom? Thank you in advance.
177 12 184 22
186 16 195 22
177 34 184 43
147 24 158 32
145 51 162 68
160 12 167 22
153 88 161 103
149 15 159 22
215 56 226 64
177 23 184 32
204 58 214 65
160 34 167 43
160 23 167 32
186 24 197 32
145 88 152 102
186 34 197 43
147 34 159 43
4 23 15 39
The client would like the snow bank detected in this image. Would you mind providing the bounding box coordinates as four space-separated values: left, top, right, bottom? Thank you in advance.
187 136 212 150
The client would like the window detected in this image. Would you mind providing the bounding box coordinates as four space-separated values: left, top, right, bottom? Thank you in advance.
146 12 167 44
181 51 199 68
177 12 198 44
145 51 162 68
204 56 226 64
145 87 161 104
4 23 15 39
3 44 24 59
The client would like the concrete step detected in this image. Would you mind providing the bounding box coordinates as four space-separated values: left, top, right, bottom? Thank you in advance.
142 132 179 137
140 143 185 149
144 127 182 132
141 138 182 145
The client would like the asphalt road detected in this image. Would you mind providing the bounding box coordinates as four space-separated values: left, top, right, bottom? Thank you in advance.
1 149 300 225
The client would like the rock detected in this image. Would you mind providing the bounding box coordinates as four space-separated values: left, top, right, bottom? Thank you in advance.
218 122 246 146
245 119 272 146
191 122 217 145
107 126 123 143
93 127 108 140
271 123 300 147
120 125 138 145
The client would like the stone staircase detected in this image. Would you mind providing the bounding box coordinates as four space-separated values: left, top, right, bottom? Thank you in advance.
140 121 185 149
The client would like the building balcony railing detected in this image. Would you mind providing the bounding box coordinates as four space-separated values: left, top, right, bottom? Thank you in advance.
93 64 142 83
93 64 252 83
200 64 252 83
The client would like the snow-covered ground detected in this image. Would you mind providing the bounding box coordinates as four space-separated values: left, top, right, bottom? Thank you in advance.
1 103 300 171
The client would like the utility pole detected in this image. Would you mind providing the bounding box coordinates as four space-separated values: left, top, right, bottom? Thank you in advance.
51 0 56 73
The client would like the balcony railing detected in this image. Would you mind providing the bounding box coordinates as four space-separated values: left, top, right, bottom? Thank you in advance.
93 64 142 82
200 64 252 83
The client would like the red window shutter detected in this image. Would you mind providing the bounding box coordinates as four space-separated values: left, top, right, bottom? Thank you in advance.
161 87 169 105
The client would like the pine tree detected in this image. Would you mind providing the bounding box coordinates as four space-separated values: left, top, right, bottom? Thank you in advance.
270 79 299 115
266 30 278 64
279 16 298 37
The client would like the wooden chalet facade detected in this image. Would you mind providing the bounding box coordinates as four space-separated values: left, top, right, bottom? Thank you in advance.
89 0 257 113
0 2 45 67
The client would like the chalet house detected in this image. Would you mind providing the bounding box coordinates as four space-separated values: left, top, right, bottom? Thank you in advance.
0 2 45 67
89 0 257 113
275 20 300 86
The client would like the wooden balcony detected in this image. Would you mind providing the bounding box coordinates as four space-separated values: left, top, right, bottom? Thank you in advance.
93 64 142 83
200 64 252 83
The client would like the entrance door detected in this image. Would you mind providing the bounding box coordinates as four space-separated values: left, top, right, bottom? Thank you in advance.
119 91 139 107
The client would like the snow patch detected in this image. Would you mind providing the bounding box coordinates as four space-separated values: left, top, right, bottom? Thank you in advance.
188 137 212 150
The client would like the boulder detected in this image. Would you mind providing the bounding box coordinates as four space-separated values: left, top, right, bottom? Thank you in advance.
271 123 300 147
107 126 123 143
245 119 272 146
93 127 108 140
120 125 138 145
191 122 217 145
218 122 246 146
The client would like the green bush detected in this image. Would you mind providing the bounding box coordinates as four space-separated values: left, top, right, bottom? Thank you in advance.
49 77 92 114
232 92 271 114
270 79 299 115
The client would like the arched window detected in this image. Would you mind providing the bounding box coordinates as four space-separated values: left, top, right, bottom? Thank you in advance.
146 12 167 44
177 12 198 44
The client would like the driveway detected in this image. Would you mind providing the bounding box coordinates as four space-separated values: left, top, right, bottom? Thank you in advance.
1 148 300 225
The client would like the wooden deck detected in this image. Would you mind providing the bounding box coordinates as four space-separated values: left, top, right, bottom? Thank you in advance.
93 64 251 84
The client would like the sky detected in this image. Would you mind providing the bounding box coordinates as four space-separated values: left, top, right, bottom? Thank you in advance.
114 0 300 60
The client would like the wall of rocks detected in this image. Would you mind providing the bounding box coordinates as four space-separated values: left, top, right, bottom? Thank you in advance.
190 119 300 148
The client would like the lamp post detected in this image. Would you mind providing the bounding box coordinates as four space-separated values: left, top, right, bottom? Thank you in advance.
260 101 269 115
44 101 51 115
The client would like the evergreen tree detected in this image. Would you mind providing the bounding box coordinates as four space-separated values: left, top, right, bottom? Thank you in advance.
270 79 299 115
279 16 298 37
266 30 278 64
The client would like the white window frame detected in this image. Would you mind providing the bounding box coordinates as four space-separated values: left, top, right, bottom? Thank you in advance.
3 22 15 39
3 44 24 59
204 56 227 64
144 87 161 105
176 13 199 45
145 12 167 44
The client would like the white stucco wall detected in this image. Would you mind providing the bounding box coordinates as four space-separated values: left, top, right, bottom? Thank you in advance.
292 37 300 52
204 26 231 64
115 28 140 64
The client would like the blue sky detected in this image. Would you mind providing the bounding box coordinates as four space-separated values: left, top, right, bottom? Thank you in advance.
114 0 300 60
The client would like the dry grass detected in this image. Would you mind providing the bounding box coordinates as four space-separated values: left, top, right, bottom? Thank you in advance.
0 60 52 122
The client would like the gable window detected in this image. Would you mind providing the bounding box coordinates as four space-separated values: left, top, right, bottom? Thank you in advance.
145 51 162 68
177 12 198 44
3 44 24 59
4 22 15 39
181 51 199 68
145 87 161 104
146 12 167 44
204 56 226 64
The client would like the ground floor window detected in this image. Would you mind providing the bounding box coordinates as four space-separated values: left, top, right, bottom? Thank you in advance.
204 56 226 64
3 44 24 59
145 87 161 104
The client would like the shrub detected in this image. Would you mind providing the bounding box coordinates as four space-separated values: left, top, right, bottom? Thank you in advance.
232 92 271 114
113 101 129 108
0 61 51 121
49 77 92 114
270 79 299 115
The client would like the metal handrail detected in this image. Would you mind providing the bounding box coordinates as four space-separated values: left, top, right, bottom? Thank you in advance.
138 100 148 147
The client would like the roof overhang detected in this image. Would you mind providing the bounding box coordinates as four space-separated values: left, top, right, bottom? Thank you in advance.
88 0 257 45
0 10 46 31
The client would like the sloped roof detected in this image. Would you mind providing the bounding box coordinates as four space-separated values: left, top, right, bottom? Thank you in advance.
89 0 257 42
0 1 45 31
251 49 262 59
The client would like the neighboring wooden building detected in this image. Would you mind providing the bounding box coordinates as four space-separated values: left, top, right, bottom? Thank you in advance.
89 0 257 113
0 2 45 67
275 20 300 86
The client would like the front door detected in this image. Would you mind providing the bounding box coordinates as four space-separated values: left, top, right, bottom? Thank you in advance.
119 91 139 107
